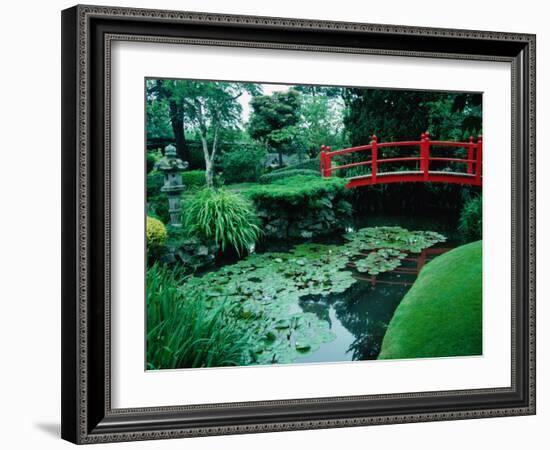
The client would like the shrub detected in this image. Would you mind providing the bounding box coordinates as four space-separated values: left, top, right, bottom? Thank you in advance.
459 195 482 241
146 216 168 250
184 188 262 255
146 170 169 223
146 264 252 369
245 175 348 204
146 216 168 262
269 156 321 174
243 176 351 239
220 147 266 183
146 149 163 173
259 169 319 184
181 170 207 188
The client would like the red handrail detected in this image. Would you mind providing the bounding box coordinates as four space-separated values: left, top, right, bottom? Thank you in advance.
320 132 482 188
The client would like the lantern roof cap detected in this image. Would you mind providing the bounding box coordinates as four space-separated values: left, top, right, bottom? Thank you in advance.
156 144 188 171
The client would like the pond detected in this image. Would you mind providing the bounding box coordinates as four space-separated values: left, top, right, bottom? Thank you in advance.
261 213 460 364
186 213 460 366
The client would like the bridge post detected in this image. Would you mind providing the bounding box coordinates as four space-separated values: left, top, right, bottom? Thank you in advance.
371 134 378 182
475 135 483 185
467 136 474 174
420 132 430 180
320 145 326 176
325 146 332 177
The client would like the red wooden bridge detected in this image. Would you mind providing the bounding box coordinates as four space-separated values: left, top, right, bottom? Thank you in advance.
320 132 482 189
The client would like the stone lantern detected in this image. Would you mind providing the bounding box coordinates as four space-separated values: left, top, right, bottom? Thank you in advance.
156 144 188 227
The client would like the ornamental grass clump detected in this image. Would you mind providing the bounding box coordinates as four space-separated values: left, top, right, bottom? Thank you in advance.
146 264 252 369
183 188 262 255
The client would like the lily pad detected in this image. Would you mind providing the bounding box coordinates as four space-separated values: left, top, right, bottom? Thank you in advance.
177 226 446 366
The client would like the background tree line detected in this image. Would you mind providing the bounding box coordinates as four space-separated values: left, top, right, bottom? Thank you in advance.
146 79 482 188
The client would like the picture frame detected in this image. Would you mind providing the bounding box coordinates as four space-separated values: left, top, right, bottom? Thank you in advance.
61 4 536 444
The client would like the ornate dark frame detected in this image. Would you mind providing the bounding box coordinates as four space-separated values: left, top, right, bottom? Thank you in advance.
61 4 536 444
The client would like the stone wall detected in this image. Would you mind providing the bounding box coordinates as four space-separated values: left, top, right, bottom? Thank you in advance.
255 195 352 240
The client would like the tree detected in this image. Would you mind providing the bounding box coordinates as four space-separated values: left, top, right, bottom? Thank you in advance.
146 79 188 161
342 88 482 145
343 89 441 145
248 90 302 166
180 81 260 187
299 92 347 157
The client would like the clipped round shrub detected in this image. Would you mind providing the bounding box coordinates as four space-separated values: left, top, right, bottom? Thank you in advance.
458 195 482 241
146 216 168 252
184 188 261 255
259 169 319 184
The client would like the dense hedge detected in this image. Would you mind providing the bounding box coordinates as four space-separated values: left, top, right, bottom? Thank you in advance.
243 176 351 239
245 175 347 203
259 169 319 184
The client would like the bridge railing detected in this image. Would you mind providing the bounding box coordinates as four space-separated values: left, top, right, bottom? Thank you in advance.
320 132 482 185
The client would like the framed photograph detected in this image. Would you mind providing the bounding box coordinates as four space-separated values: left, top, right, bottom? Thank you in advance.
61 4 536 444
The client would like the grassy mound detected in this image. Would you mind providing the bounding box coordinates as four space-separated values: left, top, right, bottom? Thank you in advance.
378 240 482 360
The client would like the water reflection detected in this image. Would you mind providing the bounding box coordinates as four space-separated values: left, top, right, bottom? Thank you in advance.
295 245 454 363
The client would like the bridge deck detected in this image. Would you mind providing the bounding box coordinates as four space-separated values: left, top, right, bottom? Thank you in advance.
346 170 481 188
349 170 475 180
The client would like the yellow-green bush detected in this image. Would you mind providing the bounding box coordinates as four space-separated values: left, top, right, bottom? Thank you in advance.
146 216 168 251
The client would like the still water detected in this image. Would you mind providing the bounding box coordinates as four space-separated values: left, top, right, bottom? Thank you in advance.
292 213 460 363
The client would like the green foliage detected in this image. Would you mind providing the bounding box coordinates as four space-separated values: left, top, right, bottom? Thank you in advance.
270 157 321 174
146 216 168 261
220 146 266 183
459 195 482 241
343 227 446 275
178 226 447 366
298 93 348 157
353 249 407 275
184 188 262 255
343 226 446 254
259 169 319 184
147 171 170 223
146 264 253 369
146 149 163 173
181 170 207 188
146 96 173 141
245 175 348 204
182 248 340 365
379 241 482 359
248 90 302 162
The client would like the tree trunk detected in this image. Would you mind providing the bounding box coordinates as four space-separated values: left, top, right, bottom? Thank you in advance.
169 101 187 161
204 157 214 188
278 150 283 167
199 135 214 188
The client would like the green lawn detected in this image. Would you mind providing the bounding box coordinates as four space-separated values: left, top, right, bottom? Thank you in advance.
378 240 482 360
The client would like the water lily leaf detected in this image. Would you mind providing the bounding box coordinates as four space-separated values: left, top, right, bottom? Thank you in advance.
178 226 445 366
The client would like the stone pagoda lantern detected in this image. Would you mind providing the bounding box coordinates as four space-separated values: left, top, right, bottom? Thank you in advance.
156 144 188 227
